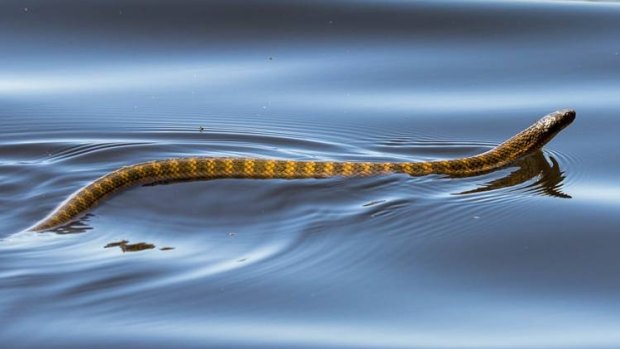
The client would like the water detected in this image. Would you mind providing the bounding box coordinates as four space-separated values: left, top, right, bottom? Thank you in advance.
1 1 620 348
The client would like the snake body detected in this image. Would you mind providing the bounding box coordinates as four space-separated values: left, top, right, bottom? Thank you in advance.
30 109 575 232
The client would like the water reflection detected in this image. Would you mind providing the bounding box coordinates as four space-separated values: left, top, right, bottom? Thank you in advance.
459 151 570 198
52 214 95 235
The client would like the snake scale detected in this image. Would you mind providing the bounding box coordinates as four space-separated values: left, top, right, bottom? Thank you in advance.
30 109 575 232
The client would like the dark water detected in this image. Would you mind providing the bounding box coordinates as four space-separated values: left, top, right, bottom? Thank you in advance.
1 1 620 348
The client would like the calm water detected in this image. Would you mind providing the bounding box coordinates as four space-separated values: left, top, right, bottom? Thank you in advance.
1 1 620 348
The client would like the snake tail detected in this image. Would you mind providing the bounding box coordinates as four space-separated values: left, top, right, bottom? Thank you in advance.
30 109 575 232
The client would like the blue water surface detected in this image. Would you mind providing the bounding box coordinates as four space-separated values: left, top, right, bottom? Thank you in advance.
1 1 620 348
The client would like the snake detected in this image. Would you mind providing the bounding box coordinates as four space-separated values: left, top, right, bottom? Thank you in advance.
29 109 575 232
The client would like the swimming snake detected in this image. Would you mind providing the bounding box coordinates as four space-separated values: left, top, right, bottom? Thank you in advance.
30 109 575 232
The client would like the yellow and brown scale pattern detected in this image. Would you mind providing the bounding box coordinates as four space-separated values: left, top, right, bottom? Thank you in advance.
30 109 575 232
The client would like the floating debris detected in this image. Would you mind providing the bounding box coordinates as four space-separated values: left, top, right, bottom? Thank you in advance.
121 242 155 252
104 240 129 248
104 240 156 253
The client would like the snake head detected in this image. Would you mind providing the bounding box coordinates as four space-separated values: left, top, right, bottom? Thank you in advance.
532 108 576 149
539 108 576 135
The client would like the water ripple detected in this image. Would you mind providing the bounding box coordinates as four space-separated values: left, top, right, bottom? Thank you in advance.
1 0 616 347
